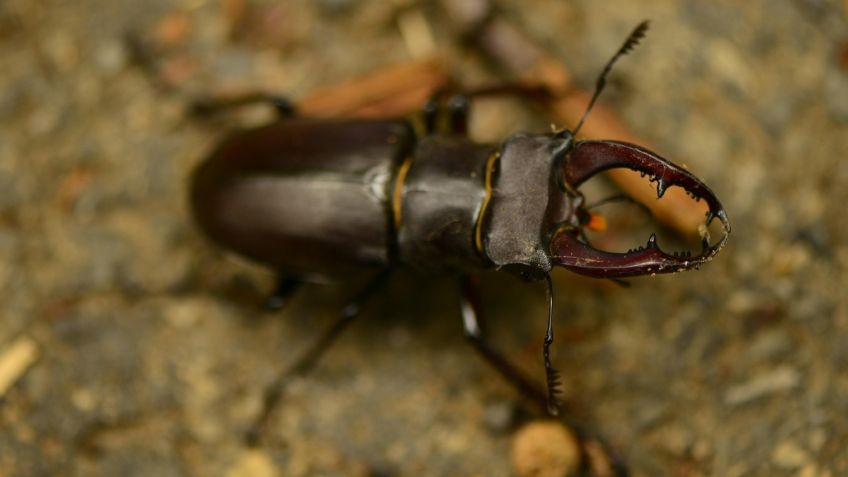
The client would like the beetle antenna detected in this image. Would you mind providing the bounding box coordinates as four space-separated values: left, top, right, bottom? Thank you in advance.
542 274 562 415
572 20 650 137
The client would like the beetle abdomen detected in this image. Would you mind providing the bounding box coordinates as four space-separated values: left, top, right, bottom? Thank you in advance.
191 118 414 277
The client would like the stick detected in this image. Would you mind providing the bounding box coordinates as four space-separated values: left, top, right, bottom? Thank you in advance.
299 58 450 118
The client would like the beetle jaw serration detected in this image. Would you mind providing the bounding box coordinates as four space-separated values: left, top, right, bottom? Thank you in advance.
550 140 731 278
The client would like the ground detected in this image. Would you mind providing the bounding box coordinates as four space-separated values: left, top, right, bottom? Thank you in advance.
1 0 847 476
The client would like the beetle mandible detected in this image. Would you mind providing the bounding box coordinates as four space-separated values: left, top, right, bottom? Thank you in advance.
190 21 730 444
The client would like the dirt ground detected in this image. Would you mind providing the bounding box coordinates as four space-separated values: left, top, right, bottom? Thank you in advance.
2 0 847 476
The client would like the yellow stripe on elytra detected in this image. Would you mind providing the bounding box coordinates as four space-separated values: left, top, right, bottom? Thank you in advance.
474 151 499 255
392 157 414 230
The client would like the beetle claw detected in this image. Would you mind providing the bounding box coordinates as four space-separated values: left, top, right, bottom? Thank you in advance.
551 140 730 278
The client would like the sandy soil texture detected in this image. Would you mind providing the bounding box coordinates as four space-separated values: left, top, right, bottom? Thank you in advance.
1 1 847 475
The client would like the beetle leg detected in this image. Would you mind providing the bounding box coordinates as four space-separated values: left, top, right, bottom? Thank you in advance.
265 275 301 310
425 82 551 135
460 274 630 477
188 93 296 118
421 93 470 134
459 274 551 412
246 268 393 446
422 97 440 133
447 95 470 135
552 140 731 278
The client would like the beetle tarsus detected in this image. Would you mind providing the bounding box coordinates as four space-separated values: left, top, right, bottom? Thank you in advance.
461 274 631 474
542 274 562 416
461 273 563 417
544 366 562 416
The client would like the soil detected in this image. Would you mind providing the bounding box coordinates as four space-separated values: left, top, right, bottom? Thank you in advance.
1 0 847 476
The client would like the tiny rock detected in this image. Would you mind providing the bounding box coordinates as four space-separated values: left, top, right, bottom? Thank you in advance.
511 420 580 477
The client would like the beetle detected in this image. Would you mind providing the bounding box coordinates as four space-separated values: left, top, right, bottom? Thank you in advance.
189 21 729 450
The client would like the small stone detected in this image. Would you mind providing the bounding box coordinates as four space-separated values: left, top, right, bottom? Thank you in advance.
227 448 276 477
155 11 192 48
511 421 580 477
798 463 820 477
771 440 809 469
95 40 129 75
724 366 801 406
0 336 39 397
71 388 97 412
657 424 694 456
165 299 206 328
808 427 827 452
483 399 517 433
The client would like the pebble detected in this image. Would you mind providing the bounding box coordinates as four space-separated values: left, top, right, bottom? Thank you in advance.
825 67 848 122
94 40 129 76
724 366 801 405
483 399 517 433
227 449 277 477
0 335 39 397
511 421 580 477
771 439 810 469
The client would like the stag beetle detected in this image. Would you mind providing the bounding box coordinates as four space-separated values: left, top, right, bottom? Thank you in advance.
190 21 730 445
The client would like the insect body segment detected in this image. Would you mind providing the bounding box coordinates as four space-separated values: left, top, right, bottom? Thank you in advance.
396 135 494 272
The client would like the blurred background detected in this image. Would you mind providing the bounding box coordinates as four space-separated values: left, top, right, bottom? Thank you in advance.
1 0 847 475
